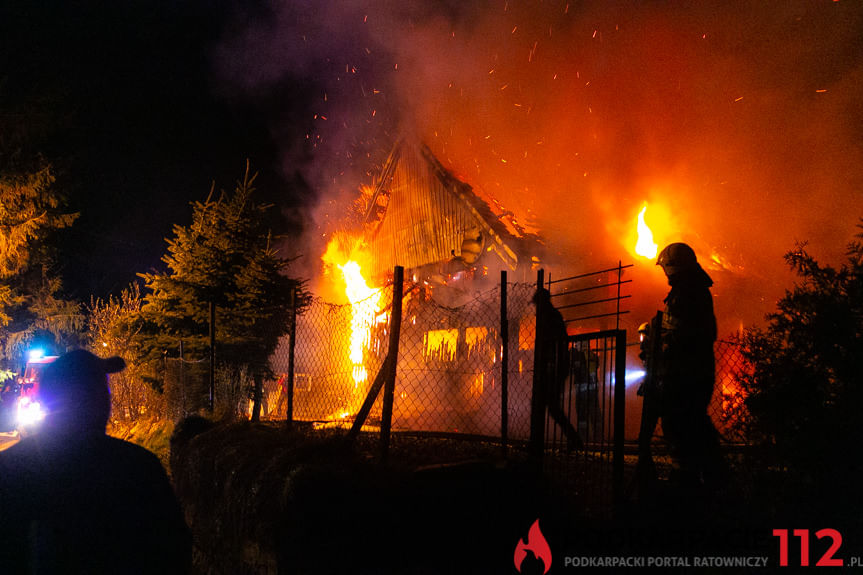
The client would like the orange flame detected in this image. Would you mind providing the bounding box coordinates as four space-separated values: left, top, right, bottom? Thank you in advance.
635 205 658 259
338 260 381 386
321 233 383 393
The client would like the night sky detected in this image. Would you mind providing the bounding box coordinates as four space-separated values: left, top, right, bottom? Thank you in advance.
0 1 315 298
2 1 861 332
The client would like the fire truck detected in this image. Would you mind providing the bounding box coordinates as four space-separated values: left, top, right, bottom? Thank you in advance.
0 351 58 432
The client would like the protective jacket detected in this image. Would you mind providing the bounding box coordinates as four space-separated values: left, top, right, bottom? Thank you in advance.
659 265 717 410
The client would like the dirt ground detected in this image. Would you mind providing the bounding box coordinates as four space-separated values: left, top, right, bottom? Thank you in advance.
93 417 860 574
169 420 838 574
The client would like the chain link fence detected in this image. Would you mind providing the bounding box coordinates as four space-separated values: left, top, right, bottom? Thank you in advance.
158 281 754 456
710 338 752 445
266 282 539 440
265 283 754 445
164 358 210 420
156 268 758 520
275 286 393 425
163 357 262 423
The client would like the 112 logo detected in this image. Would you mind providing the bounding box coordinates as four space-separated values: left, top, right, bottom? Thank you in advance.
773 528 843 567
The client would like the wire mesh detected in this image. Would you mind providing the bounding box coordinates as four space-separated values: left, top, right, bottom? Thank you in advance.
268 282 538 438
264 281 753 473
388 284 533 437
504 283 538 440
266 286 392 426
710 339 752 445
164 357 210 419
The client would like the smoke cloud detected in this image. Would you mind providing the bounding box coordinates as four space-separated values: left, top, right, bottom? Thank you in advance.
215 0 863 332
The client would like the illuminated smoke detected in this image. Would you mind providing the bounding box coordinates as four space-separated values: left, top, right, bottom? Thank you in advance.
216 1 863 332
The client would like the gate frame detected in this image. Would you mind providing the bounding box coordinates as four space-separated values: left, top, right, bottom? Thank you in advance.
530 266 630 515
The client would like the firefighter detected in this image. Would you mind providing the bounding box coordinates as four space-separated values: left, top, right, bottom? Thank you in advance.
0 350 191 573
573 347 601 440
637 321 652 388
655 243 726 490
533 288 583 451
0 379 18 432
635 314 664 492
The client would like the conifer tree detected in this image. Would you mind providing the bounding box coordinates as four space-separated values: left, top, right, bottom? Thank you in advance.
137 164 304 412
0 164 81 361
739 219 863 483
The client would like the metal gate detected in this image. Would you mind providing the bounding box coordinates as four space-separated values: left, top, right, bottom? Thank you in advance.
540 330 626 518
529 267 629 518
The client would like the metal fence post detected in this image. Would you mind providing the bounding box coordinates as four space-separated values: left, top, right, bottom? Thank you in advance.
613 329 627 514
616 261 622 331
500 270 509 455
251 373 263 422
286 286 297 429
529 269 546 466
380 266 404 462
179 340 186 417
209 301 216 412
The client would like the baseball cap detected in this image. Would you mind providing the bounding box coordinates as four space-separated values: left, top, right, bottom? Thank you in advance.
42 349 125 388
39 349 125 432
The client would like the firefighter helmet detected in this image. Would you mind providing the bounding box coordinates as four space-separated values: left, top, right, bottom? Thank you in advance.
638 321 650 343
656 242 698 275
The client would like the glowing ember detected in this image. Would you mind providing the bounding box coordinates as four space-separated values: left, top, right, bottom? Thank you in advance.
635 205 658 259
338 261 382 386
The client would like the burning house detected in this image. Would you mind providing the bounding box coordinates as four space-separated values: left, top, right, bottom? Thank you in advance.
267 139 746 455
269 139 547 437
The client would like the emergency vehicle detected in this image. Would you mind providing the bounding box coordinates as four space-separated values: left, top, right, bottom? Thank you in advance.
12 351 58 429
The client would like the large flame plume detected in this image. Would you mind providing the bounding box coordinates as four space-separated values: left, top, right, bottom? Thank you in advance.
635 205 658 260
338 260 382 386
321 234 383 391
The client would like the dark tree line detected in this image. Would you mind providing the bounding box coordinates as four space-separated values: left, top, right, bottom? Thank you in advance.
739 220 863 488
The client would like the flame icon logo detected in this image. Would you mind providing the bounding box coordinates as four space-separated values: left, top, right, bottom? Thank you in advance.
514 519 552 574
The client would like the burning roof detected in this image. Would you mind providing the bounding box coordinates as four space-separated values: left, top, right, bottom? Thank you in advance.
360 139 543 282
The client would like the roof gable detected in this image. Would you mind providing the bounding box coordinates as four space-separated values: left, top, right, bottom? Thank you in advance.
362 140 523 279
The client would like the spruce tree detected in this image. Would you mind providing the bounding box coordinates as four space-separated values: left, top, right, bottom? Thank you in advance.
739 220 863 485
0 164 80 361
137 164 304 413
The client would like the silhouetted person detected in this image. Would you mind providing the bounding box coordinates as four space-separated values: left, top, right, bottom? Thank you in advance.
534 288 582 450
0 378 18 432
573 348 602 440
655 243 726 490
635 316 662 491
0 350 191 574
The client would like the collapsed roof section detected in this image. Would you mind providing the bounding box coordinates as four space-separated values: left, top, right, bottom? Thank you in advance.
361 139 543 282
